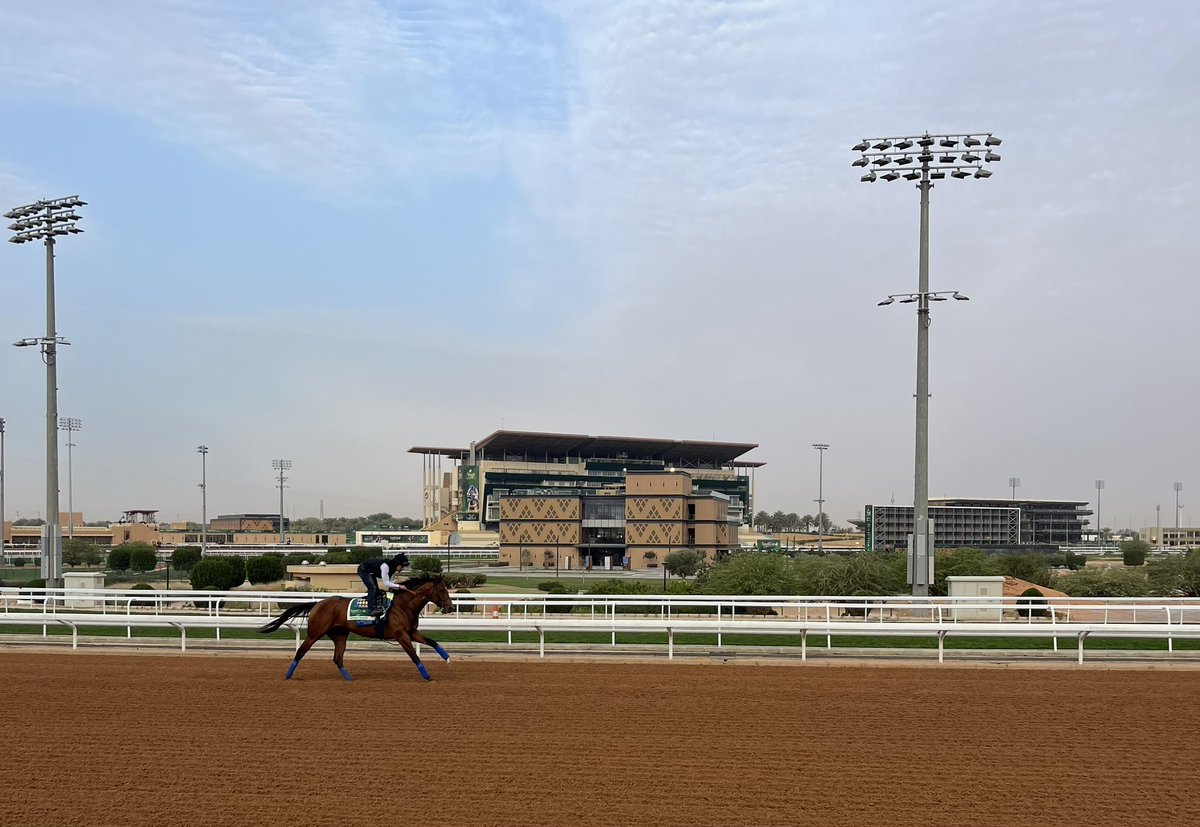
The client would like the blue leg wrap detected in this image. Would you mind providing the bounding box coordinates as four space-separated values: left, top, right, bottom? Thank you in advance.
433 644 450 662
285 660 298 680
338 666 353 682
416 663 430 681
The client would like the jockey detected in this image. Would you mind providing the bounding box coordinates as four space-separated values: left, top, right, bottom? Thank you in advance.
357 552 410 616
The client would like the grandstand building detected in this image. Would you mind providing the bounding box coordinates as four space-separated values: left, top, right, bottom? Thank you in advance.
409 430 763 569
864 498 1091 552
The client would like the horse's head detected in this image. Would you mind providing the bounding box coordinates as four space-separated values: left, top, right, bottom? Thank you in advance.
428 576 454 614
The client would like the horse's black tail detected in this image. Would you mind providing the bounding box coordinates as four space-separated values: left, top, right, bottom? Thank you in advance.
259 601 316 634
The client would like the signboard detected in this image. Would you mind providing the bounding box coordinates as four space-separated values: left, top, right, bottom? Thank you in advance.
459 465 481 517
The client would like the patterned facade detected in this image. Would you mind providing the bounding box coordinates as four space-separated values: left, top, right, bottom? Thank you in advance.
498 471 740 570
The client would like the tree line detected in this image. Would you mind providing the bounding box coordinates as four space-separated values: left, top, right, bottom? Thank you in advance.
753 510 837 533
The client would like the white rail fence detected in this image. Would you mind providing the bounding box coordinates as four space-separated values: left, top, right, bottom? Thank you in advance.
3 588 1200 664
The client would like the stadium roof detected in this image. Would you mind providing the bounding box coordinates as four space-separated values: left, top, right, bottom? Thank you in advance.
409 429 760 465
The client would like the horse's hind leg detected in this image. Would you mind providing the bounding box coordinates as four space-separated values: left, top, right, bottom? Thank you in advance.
286 634 320 680
411 630 450 664
331 631 353 681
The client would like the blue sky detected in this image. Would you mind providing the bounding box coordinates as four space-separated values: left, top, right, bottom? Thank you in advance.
1 0 1197 529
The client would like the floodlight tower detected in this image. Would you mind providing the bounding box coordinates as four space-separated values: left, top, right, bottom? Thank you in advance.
7 195 86 587
855 133 1000 595
272 459 292 544
1095 480 1105 547
0 418 6 564
1009 477 1021 500
58 417 82 539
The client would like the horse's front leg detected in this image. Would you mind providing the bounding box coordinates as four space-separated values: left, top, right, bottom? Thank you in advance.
411 630 450 663
394 631 432 681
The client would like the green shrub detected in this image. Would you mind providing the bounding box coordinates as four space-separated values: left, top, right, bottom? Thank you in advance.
282 552 311 567
107 546 131 572
537 581 571 593
1056 567 1149 598
997 553 1054 587
445 573 487 588
1121 539 1150 567
349 546 376 564
322 551 353 565
190 557 240 591
13 558 26 567
246 555 286 584
63 538 100 567
131 582 155 606
26 577 46 588
664 549 703 578
125 543 159 573
217 556 246 586
171 546 203 572
1017 587 1048 618
410 555 443 575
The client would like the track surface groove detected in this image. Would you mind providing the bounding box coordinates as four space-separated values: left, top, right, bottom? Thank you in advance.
2 652 1196 826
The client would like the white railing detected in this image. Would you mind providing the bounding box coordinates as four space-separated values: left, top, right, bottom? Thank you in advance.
2 587 1200 664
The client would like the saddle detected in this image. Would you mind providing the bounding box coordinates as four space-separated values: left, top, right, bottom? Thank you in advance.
347 593 392 626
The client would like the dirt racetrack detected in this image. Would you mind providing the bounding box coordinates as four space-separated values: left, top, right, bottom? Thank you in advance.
2 651 1197 827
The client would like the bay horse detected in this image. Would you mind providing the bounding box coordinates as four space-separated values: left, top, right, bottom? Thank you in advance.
259 575 455 682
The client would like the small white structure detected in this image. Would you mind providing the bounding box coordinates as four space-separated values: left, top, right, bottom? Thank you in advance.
946 575 1005 621
64 571 106 608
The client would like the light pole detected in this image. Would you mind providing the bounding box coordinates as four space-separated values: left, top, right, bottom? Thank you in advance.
812 443 828 554
857 133 999 596
1175 482 1183 534
197 446 209 555
7 195 86 588
1009 476 1020 501
58 417 82 540
1095 480 1104 548
272 459 292 544
0 418 6 564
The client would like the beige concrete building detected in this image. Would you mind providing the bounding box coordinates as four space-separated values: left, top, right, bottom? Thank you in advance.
497 470 740 570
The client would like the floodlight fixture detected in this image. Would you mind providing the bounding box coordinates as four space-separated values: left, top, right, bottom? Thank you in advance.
882 172 901 182
985 151 1001 162
853 140 870 152
861 171 877 182
940 138 957 148
963 136 981 147
974 168 992 179
877 296 896 306
894 155 913 165
985 135 1002 146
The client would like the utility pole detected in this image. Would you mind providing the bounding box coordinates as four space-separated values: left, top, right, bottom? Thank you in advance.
7 195 86 589
272 459 291 544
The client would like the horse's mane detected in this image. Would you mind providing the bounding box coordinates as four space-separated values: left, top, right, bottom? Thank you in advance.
401 574 442 588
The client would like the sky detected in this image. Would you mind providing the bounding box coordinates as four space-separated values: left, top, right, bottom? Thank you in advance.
0 0 1197 531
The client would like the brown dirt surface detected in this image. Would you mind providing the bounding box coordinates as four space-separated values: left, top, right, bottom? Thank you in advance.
2 651 1197 827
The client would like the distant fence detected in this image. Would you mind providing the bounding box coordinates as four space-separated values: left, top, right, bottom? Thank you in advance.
2 588 1200 664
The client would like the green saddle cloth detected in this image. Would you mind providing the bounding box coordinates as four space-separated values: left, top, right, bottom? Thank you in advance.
348 594 392 623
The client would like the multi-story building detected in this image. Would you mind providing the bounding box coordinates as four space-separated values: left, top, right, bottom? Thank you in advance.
1142 526 1200 550
410 430 762 568
864 498 1091 552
